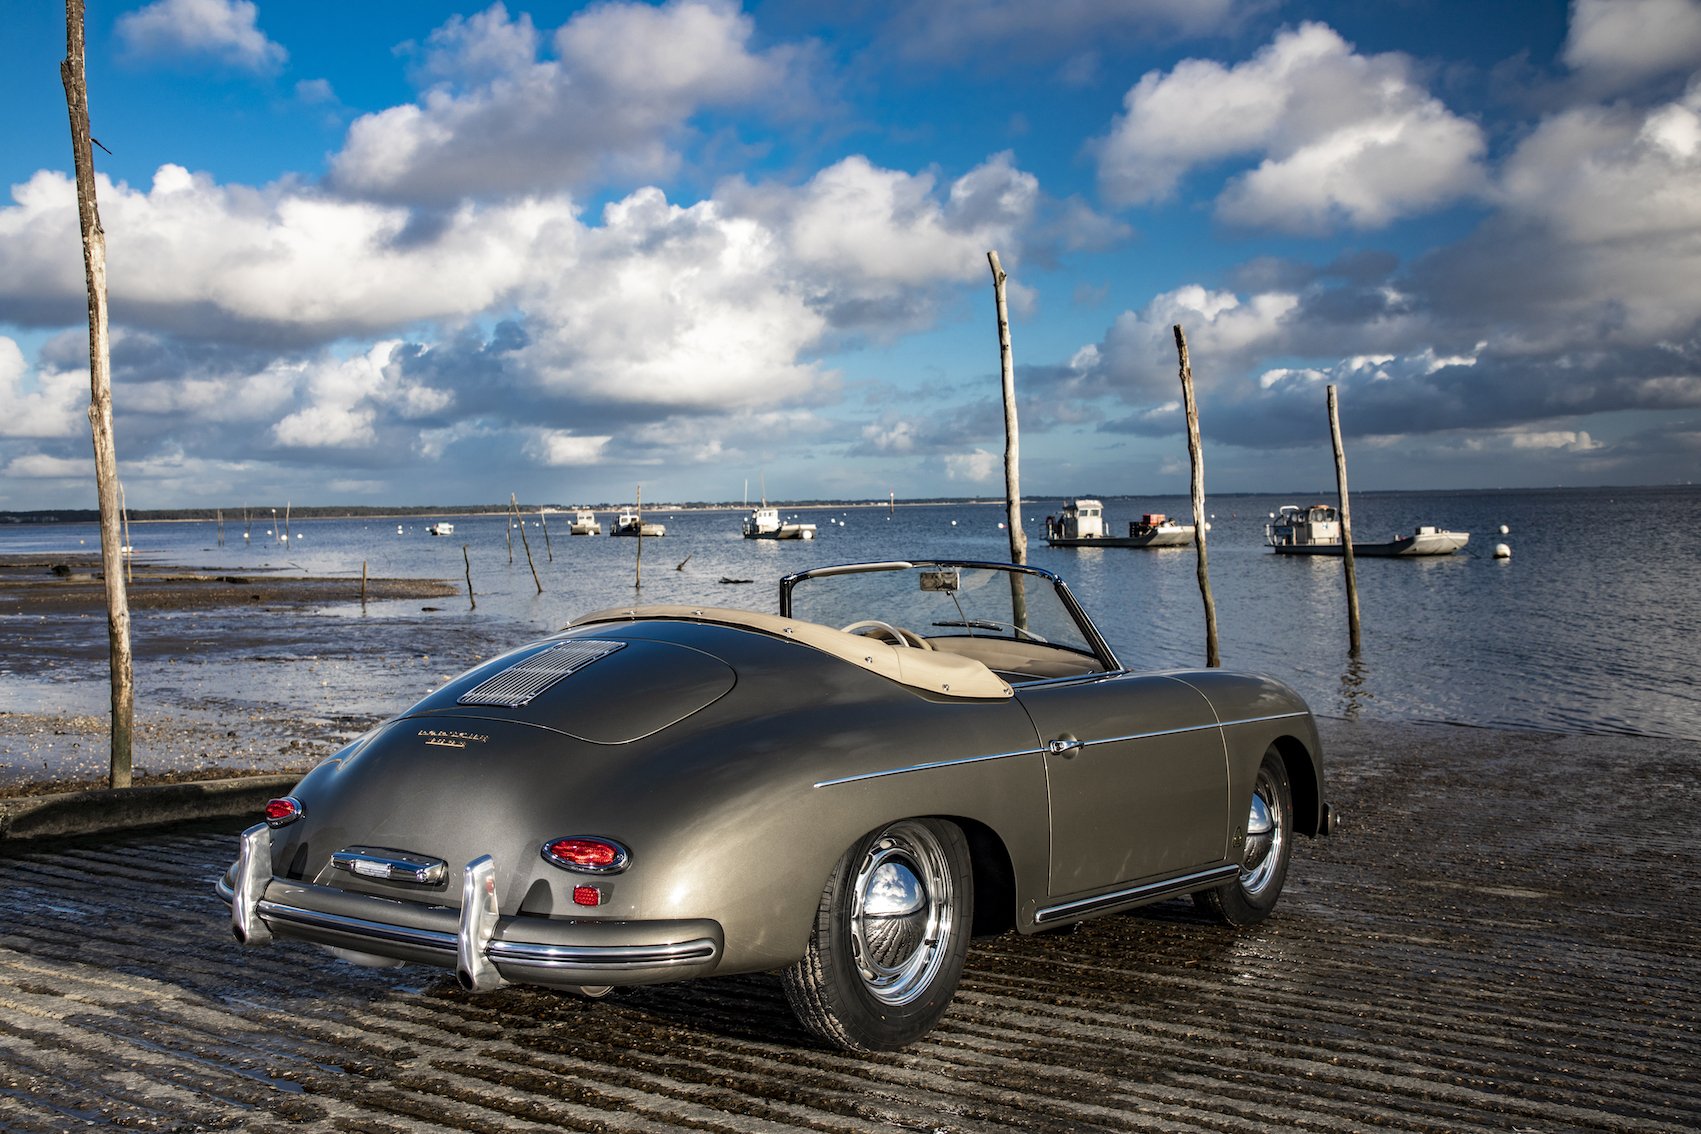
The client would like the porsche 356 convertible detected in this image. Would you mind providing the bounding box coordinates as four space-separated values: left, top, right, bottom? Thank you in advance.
219 559 1334 1050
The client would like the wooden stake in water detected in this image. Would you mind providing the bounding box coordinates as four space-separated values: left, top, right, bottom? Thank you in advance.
1174 324 1220 668
511 493 542 594
463 544 476 609
539 508 553 561
360 560 368 607
634 484 643 590
1327 385 1363 656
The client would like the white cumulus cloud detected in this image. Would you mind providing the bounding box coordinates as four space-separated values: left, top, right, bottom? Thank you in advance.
1563 0 1701 92
116 0 286 72
1096 22 1485 231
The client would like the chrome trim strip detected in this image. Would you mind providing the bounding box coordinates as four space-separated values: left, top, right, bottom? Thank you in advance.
250 901 721 970
488 938 720 969
260 900 456 953
812 711 1309 789
814 746 1044 788
1034 864 1240 924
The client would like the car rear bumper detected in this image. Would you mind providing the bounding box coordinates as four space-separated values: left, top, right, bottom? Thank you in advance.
216 824 723 990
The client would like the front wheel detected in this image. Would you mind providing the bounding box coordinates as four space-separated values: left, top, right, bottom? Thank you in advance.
1195 749 1293 926
781 818 973 1051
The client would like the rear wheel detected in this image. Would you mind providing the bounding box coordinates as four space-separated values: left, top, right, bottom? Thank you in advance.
1196 749 1293 926
782 818 973 1051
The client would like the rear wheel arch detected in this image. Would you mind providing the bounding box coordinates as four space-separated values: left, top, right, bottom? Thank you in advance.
1270 734 1321 837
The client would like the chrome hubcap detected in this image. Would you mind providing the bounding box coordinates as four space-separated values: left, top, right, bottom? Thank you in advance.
1240 767 1286 898
849 821 954 1006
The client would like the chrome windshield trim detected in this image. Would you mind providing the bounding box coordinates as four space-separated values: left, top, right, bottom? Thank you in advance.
1034 864 1240 924
814 746 1044 788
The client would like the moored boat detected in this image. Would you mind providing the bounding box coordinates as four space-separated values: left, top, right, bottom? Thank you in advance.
1045 499 1195 548
742 505 816 540
610 509 665 537
1266 504 1468 556
427 522 455 536
568 509 601 536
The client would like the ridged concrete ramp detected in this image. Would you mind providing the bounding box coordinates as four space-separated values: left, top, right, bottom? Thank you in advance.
1 719 1696 1131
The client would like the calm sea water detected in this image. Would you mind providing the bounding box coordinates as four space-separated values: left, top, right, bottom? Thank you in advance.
4 485 1698 741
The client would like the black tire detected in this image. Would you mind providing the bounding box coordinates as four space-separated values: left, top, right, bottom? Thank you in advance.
781 818 973 1051
1195 749 1293 927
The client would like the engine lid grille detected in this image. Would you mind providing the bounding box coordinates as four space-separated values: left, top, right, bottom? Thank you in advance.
457 640 627 707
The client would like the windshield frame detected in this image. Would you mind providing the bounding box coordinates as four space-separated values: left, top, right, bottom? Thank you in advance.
778 560 1122 674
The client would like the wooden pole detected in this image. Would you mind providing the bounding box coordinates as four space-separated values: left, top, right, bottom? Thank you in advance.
1174 325 1220 668
62 0 133 788
987 251 1027 568
1327 385 1363 656
512 493 542 594
539 508 553 561
119 481 132 583
462 544 475 609
634 484 643 590
284 500 291 544
988 250 1028 632
360 560 368 607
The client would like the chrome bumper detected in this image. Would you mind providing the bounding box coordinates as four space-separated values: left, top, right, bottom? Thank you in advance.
219 824 723 990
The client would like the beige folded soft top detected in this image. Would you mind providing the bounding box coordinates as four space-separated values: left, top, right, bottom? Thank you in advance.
568 604 1013 700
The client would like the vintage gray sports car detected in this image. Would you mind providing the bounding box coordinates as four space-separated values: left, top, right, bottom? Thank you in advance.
219 559 1334 1050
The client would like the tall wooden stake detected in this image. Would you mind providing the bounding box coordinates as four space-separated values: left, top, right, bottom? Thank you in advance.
462 544 476 609
511 493 542 594
1327 385 1363 656
988 251 1028 631
63 0 133 787
1174 325 1220 668
539 508 553 561
633 484 643 590
987 251 1027 568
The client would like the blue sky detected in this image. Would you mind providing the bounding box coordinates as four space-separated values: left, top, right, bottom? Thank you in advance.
2 0 1699 509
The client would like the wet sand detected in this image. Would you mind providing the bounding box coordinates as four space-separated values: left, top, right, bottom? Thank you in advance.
0 555 465 793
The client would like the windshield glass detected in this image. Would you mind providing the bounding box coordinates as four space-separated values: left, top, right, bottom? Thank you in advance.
784 562 1105 662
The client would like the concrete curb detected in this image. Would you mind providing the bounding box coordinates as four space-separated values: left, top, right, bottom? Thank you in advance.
0 774 297 842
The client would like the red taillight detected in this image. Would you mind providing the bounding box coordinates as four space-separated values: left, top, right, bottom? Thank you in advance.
572 885 602 907
263 797 303 827
541 836 629 874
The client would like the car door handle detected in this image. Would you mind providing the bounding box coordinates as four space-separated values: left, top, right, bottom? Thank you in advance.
1047 734 1083 757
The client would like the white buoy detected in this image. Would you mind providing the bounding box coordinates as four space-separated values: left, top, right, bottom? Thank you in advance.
1499 524 1510 535
1494 543 1511 559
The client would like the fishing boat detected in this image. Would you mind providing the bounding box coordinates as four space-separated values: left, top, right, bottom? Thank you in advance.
1044 499 1195 548
609 510 665 537
742 505 816 540
568 509 601 536
427 522 455 537
1266 504 1469 557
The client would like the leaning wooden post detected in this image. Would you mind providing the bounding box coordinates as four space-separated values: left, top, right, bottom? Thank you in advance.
62 0 133 788
511 493 542 594
1327 385 1363 656
1174 325 1220 668
538 508 553 561
988 250 1029 632
462 544 476 609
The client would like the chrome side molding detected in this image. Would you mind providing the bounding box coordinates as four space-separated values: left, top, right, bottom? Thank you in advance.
456 855 504 992
1034 864 1240 925
232 822 274 945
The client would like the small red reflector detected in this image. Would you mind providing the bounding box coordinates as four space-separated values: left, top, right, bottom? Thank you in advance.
541 836 628 873
572 885 602 907
263 797 302 826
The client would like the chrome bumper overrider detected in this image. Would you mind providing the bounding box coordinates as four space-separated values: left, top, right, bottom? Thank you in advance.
219 824 722 989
